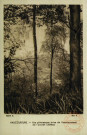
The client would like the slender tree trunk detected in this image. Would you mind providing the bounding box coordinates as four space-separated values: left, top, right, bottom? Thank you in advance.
50 18 54 94
70 5 81 92
33 5 38 97
50 49 53 94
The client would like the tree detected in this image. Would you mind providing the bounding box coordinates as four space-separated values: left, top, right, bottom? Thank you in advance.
41 24 67 94
4 5 23 91
40 5 67 94
33 5 38 97
69 5 81 92
50 19 54 94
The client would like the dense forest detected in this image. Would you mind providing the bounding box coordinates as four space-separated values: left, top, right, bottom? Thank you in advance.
4 5 83 114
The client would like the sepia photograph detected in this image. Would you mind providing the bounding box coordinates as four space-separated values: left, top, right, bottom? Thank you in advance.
4 5 83 114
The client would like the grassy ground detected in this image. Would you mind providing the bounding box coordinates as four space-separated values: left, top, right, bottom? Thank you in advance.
4 86 83 114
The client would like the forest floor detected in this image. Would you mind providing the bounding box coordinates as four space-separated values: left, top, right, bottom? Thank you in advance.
4 85 83 114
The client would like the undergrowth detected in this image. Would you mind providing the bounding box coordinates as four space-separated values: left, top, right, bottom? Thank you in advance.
4 87 83 114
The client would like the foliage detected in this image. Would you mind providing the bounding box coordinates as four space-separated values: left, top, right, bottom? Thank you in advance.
41 24 67 53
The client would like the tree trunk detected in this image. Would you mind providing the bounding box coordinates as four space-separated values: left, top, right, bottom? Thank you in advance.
50 18 54 94
70 5 81 92
50 49 53 94
33 5 38 97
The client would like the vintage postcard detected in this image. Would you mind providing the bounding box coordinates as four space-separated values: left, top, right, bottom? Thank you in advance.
0 0 87 135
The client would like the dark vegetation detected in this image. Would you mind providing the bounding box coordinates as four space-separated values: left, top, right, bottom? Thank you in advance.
4 83 83 114
4 5 83 114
